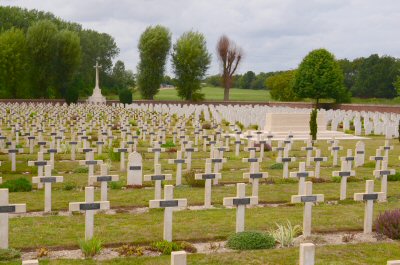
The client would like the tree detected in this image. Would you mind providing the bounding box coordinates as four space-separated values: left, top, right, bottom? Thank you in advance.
0 28 28 98
171 31 211 101
217 35 243 101
54 30 81 98
293 48 349 105
240 71 256 89
111 60 135 93
266 70 297 101
137 25 171 99
394 76 400 97
351 54 399 98
26 20 58 98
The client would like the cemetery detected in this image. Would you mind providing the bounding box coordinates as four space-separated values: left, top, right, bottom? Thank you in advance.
0 101 399 264
1 2 400 264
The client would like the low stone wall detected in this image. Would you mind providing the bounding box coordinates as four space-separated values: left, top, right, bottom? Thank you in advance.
0 99 398 113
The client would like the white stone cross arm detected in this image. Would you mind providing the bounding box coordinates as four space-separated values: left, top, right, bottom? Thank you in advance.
168 158 188 165
206 157 227 164
195 172 222 181
223 194 258 207
79 159 103 166
291 193 324 204
144 173 173 182
354 187 385 202
149 198 187 208
69 199 110 212
32 175 63 185
373 168 395 178
0 190 26 213
243 172 268 180
242 157 262 163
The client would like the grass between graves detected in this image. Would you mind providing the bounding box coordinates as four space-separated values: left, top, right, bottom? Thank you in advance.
8 200 400 249
4 242 400 264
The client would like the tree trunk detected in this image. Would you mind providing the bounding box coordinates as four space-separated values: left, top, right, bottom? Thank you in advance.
224 85 230 101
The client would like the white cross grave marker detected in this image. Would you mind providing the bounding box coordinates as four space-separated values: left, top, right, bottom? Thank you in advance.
32 165 63 212
195 162 221 208
144 164 172 200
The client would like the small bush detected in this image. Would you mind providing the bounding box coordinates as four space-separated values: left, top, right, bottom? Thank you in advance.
227 231 275 250
108 148 120 162
80 237 102 258
269 163 283 170
73 167 89 173
110 181 124 190
150 241 181 255
161 140 176 148
375 209 400 239
388 173 400 182
249 124 259 130
63 181 77 191
115 244 144 257
0 248 20 261
235 121 244 131
178 241 197 253
129 119 137 126
270 221 302 247
331 176 360 183
310 108 317 141
119 89 133 104
0 178 32 192
202 123 211 130
184 170 205 187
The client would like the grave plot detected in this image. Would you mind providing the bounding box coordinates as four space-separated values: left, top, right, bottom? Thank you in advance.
0 102 399 264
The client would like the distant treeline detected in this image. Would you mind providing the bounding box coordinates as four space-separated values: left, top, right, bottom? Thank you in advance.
203 55 400 101
0 6 134 102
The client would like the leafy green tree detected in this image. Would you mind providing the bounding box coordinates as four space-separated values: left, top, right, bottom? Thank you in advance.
204 74 221 87
171 31 211 101
240 71 256 89
394 76 400 97
110 60 135 93
251 72 269 90
351 54 399 98
293 48 349 105
54 30 81 98
266 70 297 101
137 25 171 99
26 20 58 98
0 28 28 98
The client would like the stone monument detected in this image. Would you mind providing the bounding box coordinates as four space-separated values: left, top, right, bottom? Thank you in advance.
87 61 106 104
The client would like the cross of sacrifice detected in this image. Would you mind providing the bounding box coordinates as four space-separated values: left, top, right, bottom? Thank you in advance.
89 164 119 201
168 151 188 186
242 149 267 197
277 147 296 178
290 162 314 195
149 185 187 242
127 152 143 186
291 181 324 237
195 162 221 208
223 183 258 233
354 180 384 234
113 141 129 171
69 186 110 240
144 164 172 200
373 160 395 202
310 149 328 178
32 165 63 212
332 161 355 200
0 188 26 249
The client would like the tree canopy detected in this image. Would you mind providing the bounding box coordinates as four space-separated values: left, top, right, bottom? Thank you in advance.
293 48 349 104
172 31 211 101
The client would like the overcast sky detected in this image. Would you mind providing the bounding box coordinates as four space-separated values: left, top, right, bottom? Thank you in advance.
2 0 400 75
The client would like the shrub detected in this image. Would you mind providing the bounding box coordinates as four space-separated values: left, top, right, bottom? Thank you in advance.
129 119 137 126
161 140 176 148
115 244 144 257
331 176 360 183
269 163 283 170
184 170 205 187
202 122 211 129
310 108 317 141
73 167 89 173
0 178 32 192
79 237 102 258
178 241 197 253
119 89 133 104
150 240 181 255
249 124 259 130
110 181 124 190
0 248 20 261
375 209 400 239
227 231 275 250
235 121 244 131
388 173 400 182
63 181 77 191
270 220 302 247
108 148 120 162
36 247 49 258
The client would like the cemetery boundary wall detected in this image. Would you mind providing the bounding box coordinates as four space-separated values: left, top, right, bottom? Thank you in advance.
0 99 399 114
